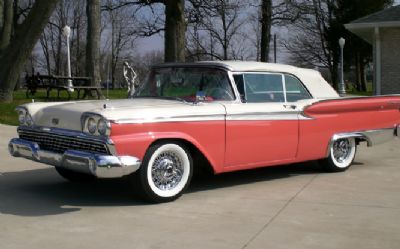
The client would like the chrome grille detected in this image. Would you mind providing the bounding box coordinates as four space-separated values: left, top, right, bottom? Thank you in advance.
18 129 109 155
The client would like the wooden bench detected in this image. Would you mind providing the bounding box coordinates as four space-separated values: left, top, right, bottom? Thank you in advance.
25 75 102 100
46 85 101 100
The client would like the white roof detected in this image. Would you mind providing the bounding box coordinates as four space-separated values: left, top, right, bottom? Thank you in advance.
197 61 340 99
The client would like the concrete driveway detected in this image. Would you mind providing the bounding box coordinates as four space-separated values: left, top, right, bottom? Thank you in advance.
1 124 399 249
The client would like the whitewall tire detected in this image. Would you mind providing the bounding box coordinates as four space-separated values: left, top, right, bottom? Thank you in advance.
320 137 357 172
133 142 193 203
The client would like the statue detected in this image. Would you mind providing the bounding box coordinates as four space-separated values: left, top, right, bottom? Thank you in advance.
123 62 138 97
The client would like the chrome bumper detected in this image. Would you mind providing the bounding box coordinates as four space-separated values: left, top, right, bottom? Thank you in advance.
8 138 141 178
333 126 399 147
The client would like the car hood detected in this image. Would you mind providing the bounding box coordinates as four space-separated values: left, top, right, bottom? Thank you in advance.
24 98 226 131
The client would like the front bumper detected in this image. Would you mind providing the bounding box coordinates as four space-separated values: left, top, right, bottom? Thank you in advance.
8 138 141 178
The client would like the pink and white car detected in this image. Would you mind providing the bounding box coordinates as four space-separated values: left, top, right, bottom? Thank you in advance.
9 61 400 202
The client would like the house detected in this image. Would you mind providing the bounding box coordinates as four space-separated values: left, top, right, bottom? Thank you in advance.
345 5 400 95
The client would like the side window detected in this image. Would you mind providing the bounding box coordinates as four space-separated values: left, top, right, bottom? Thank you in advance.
284 74 312 102
243 74 284 103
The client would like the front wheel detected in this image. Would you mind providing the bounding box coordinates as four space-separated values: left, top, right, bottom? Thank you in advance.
319 137 357 172
132 142 193 203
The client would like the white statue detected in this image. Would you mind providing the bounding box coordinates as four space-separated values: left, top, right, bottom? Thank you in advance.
123 61 138 97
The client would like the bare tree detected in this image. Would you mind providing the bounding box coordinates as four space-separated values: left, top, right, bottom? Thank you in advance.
0 0 13 54
101 0 186 63
103 0 140 87
38 0 86 76
164 0 185 62
0 0 59 102
187 0 247 60
86 0 101 87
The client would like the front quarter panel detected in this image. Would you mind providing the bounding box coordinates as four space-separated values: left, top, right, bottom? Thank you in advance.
109 121 226 173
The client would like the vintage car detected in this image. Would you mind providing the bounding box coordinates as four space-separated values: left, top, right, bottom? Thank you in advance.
9 61 400 202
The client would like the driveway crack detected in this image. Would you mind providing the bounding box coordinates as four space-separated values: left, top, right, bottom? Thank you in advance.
241 174 319 249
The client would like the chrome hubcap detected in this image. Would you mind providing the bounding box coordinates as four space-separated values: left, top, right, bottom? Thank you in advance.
333 139 351 163
151 152 183 191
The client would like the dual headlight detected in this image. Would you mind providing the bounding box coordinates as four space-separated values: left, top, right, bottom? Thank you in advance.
82 114 110 136
17 107 34 126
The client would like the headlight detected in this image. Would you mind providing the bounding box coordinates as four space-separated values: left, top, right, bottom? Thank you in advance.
87 118 97 134
18 110 26 124
82 114 110 136
25 114 34 126
97 119 108 135
16 107 34 126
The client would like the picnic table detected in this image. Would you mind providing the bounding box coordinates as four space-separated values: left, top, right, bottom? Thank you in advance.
25 74 102 100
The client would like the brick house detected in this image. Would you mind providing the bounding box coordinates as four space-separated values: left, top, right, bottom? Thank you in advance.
345 5 400 95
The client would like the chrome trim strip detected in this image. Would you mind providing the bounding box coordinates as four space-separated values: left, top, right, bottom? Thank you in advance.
227 112 298 121
113 114 226 124
8 138 141 178
113 112 314 123
227 111 310 121
326 127 397 157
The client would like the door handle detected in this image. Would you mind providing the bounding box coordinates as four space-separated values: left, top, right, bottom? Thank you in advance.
283 104 297 110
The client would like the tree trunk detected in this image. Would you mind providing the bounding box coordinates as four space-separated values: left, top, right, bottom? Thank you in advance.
0 0 4 32
86 0 101 87
0 0 59 102
331 63 338 90
355 52 361 91
260 0 272 62
164 0 185 62
0 0 13 55
360 57 367 92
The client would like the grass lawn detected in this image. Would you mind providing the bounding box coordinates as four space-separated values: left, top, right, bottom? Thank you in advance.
0 89 129 126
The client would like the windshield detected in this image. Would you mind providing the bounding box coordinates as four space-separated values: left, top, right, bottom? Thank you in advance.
134 67 235 102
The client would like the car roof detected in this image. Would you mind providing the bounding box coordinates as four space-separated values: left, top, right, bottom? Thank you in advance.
152 61 339 99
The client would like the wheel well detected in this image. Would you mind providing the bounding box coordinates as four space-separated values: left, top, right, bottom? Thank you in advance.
148 138 215 175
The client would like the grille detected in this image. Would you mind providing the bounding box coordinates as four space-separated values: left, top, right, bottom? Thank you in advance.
19 129 109 155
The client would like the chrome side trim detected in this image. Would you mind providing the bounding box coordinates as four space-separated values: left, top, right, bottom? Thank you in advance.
113 111 313 123
8 138 141 178
113 114 226 124
326 127 397 157
227 112 299 121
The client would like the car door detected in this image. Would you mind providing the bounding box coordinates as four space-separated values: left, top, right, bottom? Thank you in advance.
224 72 312 169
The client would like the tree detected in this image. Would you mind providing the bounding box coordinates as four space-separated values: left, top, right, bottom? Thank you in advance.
0 0 13 54
86 0 101 87
104 0 140 87
285 0 393 89
260 0 272 62
164 0 185 62
258 0 302 62
101 0 186 63
0 0 59 102
186 0 247 60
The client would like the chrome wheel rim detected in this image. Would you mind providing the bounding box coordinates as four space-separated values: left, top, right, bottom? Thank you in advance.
332 139 352 164
151 151 184 191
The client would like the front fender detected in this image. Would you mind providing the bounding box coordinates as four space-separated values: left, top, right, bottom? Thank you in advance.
110 122 226 173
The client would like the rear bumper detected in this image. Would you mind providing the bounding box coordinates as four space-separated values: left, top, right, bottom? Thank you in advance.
333 125 399 147
8 138 141 178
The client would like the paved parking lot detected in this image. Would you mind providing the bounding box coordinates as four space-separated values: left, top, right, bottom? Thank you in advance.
1 124 399 249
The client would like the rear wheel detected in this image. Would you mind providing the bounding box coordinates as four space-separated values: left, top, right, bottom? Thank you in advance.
132 142 193 203
55 167 95 182
319 137 357 172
